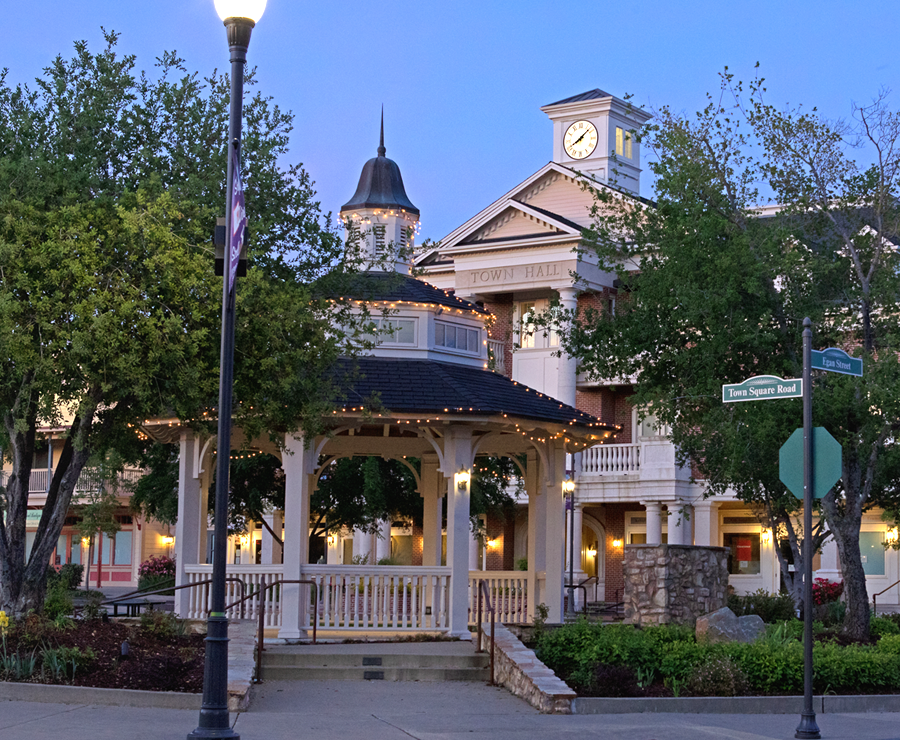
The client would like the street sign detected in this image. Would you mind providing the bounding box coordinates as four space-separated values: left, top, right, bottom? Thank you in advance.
779 427 843 499
811 348 863 377
722 375 803 403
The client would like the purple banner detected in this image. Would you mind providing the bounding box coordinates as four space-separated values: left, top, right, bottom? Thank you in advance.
228 147 247 294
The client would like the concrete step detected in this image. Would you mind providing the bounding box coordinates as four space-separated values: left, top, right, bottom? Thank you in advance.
259 642 490 681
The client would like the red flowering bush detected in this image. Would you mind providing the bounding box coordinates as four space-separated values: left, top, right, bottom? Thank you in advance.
812 578 843 606
138 555 176 579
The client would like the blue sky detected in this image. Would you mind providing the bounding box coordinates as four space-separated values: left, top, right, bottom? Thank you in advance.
6 1 898 242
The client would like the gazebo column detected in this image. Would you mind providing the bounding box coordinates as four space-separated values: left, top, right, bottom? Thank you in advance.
542 444 566 623
525 450 543 621
566 504 585 608
443 427 474 638
376 520 392 562
420 457 443 567
261 510 283 565
643 501 662 546
174 431 208 617
280 434 314 640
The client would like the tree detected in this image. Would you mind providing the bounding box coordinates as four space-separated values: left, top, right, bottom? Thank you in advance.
565 72 900 639
0 33 358 616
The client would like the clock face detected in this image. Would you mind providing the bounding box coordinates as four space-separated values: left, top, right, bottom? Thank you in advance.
564 120 598 160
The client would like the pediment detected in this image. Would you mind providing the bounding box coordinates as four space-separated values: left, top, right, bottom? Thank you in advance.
457 200 581 246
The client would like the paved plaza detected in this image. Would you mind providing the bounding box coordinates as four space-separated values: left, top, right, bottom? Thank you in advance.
1 680 899 740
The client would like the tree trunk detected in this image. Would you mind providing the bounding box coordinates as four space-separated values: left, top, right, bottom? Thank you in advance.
827 507 870 640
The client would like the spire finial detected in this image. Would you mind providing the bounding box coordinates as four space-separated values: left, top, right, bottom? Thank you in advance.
377 106 386 157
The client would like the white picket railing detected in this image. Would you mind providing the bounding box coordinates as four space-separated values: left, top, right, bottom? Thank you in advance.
468 571 528 624
0 467 145 494
183 564 451 632
581 443 641 475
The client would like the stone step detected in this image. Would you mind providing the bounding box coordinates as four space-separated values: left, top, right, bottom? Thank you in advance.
259 665 489 681
262 649 489 669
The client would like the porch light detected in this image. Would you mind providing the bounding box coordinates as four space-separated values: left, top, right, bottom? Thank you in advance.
486 538 498 549
81 537 91 547
239 534 250 546
761 529 773 545
887 528 899 544
456 467 470 491
161 535 175 546
587 547 598 557
612 539 623 549
327 534 337 546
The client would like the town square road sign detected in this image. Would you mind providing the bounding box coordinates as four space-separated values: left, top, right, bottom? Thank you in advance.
779 427 843 500
811 348 863 377
722 375 803 403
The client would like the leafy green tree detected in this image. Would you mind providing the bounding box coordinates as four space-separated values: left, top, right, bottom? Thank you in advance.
565 73 900 639
0 33 357 616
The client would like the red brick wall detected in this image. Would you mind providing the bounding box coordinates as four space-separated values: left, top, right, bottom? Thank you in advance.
599 503 644 603
412 522 423 566
484 513 508 571
483 295 514 379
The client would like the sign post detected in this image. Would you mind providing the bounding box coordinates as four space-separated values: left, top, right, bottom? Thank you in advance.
795 318 820 740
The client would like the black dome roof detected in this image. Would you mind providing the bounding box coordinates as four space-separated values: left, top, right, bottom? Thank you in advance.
341 115 419 216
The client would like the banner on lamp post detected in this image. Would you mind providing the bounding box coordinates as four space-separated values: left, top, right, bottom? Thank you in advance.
228 147 247 294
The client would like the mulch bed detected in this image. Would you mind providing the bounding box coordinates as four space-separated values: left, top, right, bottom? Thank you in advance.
2 617 205 693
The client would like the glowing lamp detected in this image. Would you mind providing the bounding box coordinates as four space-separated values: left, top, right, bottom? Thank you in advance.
612 539 623 548
161 535 175 546
214 0 267 22
486 539 498 549
761 529 773 545
887 528 899 544
456 467 470 491
562 478 575 494
587 547 598 557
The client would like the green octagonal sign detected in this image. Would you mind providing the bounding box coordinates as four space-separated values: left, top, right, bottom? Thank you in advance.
779 427 842 500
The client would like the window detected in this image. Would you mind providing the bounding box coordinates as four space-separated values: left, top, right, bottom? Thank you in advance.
435 321 480 354
114 531 132 565
723 533 761 575
516 300 559 349
367 318 416 345
860 532 885 576
615 126 633 159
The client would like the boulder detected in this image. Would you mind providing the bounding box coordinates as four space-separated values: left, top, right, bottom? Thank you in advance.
696 607 765 644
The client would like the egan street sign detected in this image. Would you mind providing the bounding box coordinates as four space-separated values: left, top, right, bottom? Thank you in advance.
811 348 863 377
722 375 803 403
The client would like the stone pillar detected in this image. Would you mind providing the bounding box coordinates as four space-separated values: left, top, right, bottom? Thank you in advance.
376 519 392 562
174 432 206 617
693 501 718 547
556 286 579 408
280 434 312 640
444 427 474 638
643 502 662 546
420 457 443 567
261 511 283 565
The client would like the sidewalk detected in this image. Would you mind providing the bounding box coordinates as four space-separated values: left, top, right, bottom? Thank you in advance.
2 680 899 740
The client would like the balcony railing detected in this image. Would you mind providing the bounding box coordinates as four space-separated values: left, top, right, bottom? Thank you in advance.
0 467 145 494
487 339 507 375
581 443 641 475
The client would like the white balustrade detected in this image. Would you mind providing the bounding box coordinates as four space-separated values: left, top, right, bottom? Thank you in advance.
581 443 641 475
0 467 146 494
487 339 506 375
468 571 528 624
182 564 451 632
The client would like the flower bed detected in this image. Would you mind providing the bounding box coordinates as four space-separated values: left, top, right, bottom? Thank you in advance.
0 610 204 692
535 619 900 698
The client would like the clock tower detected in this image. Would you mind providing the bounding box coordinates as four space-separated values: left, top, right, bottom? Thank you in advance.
541 89 651 194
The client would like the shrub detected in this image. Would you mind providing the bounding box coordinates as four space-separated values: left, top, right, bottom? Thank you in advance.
812 578 844 606
684 655 750 697
876 634 900 655
871 616 900 638
515 557 528 571
138 555 176 595
47 564 85 591
41 645 96 681
727 589 796 623
43 580 73 621
140 609 187 638
589 664 641 697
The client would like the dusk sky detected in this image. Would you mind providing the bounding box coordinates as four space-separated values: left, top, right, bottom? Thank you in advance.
6 0 898 242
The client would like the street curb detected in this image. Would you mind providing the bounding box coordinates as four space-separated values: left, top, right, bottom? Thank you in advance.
0 682 200 709
574 694 900 714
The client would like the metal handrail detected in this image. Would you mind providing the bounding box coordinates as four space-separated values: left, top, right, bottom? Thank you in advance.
222 577 319 683
475 580 496 686
96 577 248 618
872 578 900 615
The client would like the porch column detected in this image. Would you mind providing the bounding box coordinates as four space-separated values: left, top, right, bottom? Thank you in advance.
279 433 313 640
420 457 443 567
525 450 543 621
352 527 374 564
443 427 474 638
693 500 719 547
643 501 662 546
542 444 566 623
567 504 585 608
816 529 841 581
261 510 283 565
174 431 206 617
376 520 392 562
667 502 687 546
469 529 480 571
326 531 340 565
556 286 579 408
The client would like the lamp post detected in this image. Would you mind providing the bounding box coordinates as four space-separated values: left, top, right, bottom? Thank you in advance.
188 2 266 738
563 476 576 618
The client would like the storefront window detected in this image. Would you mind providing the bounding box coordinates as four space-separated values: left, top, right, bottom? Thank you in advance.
114 531 132 565
860 532 885 576
724 533 761 575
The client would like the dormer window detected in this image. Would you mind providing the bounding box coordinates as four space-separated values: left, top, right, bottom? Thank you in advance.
435 321 480 354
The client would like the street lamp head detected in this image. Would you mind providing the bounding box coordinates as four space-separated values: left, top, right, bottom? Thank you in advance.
215 0 267 23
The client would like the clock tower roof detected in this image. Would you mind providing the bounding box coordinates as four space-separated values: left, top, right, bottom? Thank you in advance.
341 113 419 217
545 89 613 106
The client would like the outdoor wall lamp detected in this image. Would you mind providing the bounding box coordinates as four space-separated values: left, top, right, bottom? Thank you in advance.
161 535 175 546
562 478 575 494
327 534 338 546
612 539 623 549
456 467 470 491
887 528 899 544
587 547 598 558
81 537 90 547
486 538 498 549
761 529 773 545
